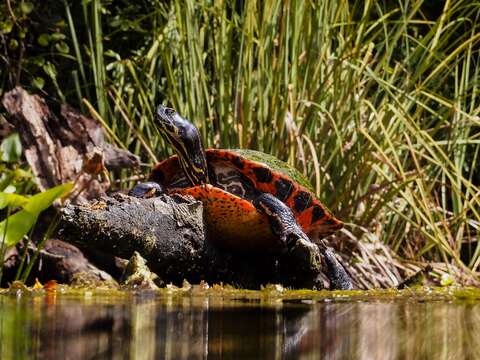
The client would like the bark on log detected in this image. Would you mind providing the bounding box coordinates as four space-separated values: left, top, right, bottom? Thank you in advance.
60 193 332 289
61 194 206 283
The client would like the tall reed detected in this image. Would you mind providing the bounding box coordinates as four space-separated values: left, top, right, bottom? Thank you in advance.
63 0 480 270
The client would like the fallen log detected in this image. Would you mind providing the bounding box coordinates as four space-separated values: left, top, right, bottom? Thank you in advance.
60 193 338 289
1 238 115 287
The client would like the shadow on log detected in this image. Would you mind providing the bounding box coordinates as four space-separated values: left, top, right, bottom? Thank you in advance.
60 193 335 289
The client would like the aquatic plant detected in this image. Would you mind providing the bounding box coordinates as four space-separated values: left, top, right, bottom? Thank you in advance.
0 134 72 282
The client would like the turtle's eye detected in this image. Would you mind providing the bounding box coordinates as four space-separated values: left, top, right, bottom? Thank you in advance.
164 107 176 116
156 105 178 132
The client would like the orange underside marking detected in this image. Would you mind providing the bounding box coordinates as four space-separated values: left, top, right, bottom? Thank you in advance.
173 185 280 252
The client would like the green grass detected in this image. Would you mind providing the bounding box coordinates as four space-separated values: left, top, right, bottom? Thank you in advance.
3 0 480 274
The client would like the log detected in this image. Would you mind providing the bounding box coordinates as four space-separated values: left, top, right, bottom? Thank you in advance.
60 193 331 289
1 239 115 286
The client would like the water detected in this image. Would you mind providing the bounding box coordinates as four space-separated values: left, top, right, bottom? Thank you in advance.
0 288 479 359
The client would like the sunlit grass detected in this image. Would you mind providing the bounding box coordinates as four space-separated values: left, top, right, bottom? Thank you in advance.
63 0 480 271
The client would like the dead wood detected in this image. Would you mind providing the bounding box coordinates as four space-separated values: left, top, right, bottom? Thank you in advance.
1 239 114 286
1 87 139 203
0 114 14 140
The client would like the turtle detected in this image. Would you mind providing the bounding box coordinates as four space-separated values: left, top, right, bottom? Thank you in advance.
130 105 352 290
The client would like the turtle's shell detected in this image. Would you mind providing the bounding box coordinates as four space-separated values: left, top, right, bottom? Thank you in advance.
151 149 342 251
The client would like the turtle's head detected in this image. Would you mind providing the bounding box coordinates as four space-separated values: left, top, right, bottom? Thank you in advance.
155 105 209 185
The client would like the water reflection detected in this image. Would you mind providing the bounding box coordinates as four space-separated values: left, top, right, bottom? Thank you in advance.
0 292 479 359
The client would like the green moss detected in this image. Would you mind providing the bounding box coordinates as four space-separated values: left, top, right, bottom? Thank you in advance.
1 284 480 305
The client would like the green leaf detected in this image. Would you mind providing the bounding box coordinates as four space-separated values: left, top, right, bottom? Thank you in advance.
13 168 33 180
8 39 18 50
0 210 38 247
32 77 45 89
109 18 122 28
21 2 34 14
55 19 66 28
23 182 73 214
50 33 66 41
0 183 73 248
30 57 45 67
0 173 15 192
0 133 22 163
38 34 50 47
104 49 120 59
55 41 70 54
0 20 13 34
43 62 57 80
3 185 16 194
0 193 28 210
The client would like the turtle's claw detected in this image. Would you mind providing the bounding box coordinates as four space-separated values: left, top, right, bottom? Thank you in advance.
289 236 322 274
290 237 353 290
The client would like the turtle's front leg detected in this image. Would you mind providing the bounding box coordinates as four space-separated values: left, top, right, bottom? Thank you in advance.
253 193 353 290
129 182 164 198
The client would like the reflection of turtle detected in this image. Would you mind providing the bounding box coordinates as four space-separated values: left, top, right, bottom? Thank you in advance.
131 105 352 289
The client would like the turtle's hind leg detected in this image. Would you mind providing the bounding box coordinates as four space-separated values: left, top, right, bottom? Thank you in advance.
253 193 353 290
318 242 353 290
129 182 164 198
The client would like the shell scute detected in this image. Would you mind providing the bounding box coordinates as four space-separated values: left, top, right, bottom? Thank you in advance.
293 191 312 213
